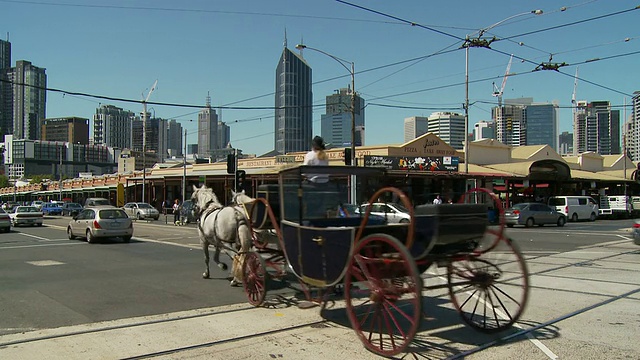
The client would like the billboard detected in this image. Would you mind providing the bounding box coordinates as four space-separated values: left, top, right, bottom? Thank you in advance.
364 155 459 172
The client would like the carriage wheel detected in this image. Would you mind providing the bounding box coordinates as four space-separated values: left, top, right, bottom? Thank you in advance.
447 237 529 332
344 234 423 357
242 251 268 307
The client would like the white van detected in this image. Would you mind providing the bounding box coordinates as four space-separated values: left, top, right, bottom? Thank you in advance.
548 196 598 222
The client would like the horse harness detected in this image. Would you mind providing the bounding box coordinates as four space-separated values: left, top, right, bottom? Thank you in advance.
195 200 248 252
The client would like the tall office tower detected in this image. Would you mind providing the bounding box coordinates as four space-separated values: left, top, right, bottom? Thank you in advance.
403 116 428 142
10 60 46 140
0 39 11 137
573 100 588 154
320 88 364 148
629 91 640 161
197 94 218 157
186 144 198 155
218 121 230 149
166 119 183 157
132 114 167 162
558 131 573 156
427 112 465 150
93 104 135 149
525 102 558 150
41 117 89 144
574 101 620 155
275 41 312 154
494 98 528 146
473 120 495 141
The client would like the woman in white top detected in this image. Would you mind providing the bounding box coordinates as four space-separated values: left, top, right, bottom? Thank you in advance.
303 136 329 183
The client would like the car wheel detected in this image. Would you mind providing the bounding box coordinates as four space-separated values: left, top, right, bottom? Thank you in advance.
571 213 578 222
399 219 410 224
525 218 534 228
122 236 132 243
589 212 596 222
86 229 95 243
557 216 566 227
67 227 76 240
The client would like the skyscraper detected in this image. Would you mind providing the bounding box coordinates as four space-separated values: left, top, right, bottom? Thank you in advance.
574 100 620 155
403 116 428 142
474 120 495 141
558 131 573 156
525 102 558 150
10 60 46 140
218 121 230 149
275 41 312 154
93 104 135 149
427 112 465 150
167 119 183 157
629 91 640 161
320 88 364 148
0 39 11 137
197 94 218 157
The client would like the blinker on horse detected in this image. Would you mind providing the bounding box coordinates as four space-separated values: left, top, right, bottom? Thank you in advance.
191 185 253 286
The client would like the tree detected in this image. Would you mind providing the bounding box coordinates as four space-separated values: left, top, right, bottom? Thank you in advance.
29 174 55 184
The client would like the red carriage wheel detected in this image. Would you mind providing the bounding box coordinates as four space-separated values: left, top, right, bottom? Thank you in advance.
344 234 423 357
447 237 529 332
242 251 268 307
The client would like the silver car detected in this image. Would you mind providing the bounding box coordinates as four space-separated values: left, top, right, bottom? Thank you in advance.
67 207 133 243
505 202 566 228
9 206 44 227
357 202 411 223
122 202 160 220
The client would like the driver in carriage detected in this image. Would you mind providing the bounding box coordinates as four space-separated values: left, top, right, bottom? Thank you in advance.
303 135 329 183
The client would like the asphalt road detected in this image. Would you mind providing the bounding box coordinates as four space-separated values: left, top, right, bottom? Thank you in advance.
1 215 639 359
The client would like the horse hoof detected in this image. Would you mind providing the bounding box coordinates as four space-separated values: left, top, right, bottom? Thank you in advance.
230 280 241 287
203 273 210 279
218 263 228 271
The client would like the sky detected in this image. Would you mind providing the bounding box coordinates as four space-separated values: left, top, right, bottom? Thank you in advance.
2 0 639 156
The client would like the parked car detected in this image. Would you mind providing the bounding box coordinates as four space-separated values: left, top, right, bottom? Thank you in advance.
505 202 566 228
356 202 411 223
122 202 160 220
41 203 63 216
548 196 598 222
67 207 133 243
9 206 44 227
84 198 113 208
0 208 11 232
60 202 83 216
30 200 45 210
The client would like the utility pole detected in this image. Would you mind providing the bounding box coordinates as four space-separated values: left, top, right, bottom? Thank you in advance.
59 144 63 201
141 80 158 203
182 128 187 202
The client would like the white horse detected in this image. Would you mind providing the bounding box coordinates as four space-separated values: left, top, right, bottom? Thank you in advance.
191 185 253 286
231 189 279 248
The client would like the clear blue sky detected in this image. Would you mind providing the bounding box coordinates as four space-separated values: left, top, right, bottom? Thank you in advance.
2 0 638 155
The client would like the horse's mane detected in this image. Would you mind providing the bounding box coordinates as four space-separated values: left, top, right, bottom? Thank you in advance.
193 185 222 210
231 190 255 205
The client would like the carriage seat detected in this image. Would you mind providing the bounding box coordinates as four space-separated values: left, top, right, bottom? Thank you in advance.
414 203 489 246
306 216 387 228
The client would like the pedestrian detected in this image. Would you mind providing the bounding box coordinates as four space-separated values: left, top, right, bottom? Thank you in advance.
433 195 442 205
173 199 181 225
302 135 329 183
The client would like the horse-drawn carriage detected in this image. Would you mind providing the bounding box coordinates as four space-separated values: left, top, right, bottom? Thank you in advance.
192 165 529 357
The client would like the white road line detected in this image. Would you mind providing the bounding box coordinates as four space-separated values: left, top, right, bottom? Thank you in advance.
0 242 83 250
19 233 52 241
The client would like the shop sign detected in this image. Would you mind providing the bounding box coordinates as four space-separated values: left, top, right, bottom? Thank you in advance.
364 155 459 172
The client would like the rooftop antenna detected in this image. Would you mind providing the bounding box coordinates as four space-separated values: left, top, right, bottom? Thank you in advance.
283 28 287 48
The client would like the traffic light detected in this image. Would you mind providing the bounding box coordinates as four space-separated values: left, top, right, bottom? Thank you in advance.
344 148 352 166
235 170 246 191
226 154 236 174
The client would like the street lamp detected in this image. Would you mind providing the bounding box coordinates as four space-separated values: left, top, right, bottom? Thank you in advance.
295 43 357 203
462 10 543 174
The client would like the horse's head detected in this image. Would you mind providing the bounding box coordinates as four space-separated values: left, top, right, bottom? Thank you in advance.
191 184 222 216
231 189 255 205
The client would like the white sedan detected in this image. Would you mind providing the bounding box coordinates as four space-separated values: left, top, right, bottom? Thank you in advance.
9 206 44 227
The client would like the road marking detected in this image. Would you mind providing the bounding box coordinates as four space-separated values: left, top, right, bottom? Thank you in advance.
26 260 65 266
0 242 82 250
19 233 52 241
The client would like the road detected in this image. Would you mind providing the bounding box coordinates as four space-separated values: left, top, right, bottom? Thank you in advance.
0 216 639 359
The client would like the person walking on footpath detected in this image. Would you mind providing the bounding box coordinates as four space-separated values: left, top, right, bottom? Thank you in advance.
173 199 181 225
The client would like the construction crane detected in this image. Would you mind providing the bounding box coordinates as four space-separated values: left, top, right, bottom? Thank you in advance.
142 80 158 204
492 55 513 143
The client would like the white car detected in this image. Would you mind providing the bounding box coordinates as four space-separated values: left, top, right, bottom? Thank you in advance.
9 206 44 227
122 202 160 220
357 202 411 223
